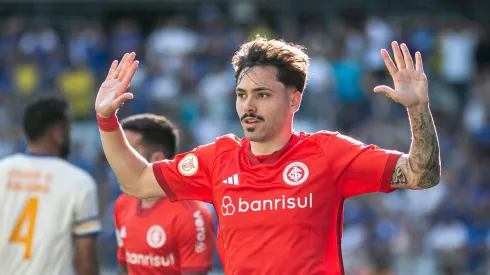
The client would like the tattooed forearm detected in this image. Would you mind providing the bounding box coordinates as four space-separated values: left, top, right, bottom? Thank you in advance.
393 105 440 189
408 105 440 188
391 166 408 185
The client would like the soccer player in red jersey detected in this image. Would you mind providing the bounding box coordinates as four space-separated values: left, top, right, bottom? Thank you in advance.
95 37 441 275
113 114 215 275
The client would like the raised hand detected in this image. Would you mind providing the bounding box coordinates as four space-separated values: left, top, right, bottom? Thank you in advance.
95 53 139 118
374 42 428 108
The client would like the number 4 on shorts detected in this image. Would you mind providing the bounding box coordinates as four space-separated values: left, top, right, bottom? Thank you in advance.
9 196 39 260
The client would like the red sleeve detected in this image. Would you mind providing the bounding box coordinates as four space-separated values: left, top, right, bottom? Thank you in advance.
175 204 215 274
152 143 215 203
321 132 403 198
113 197 126 265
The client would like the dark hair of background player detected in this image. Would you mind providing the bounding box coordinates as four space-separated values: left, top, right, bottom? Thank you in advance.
120 114 179 159
231 35 310 93
22 96 70 142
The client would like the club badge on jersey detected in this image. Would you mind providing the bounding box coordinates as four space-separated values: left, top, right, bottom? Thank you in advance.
146 225 166 249
282 162 309 186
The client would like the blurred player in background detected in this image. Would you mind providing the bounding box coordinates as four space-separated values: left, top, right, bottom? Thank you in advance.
114 114 215 275
95 36 441 274
0 96 101 275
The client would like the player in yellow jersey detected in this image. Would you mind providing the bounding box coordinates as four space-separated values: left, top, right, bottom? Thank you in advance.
0 96 101 275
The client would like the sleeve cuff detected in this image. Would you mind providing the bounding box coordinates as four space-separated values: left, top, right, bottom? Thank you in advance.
181 265 212 274
380 153 402 193
73 231 100 238
152 162 178 201
73 219 102 236
74 215 99 225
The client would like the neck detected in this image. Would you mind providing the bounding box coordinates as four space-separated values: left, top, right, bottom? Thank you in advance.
250 129 293 156
140 197 160 208
28 142 58 156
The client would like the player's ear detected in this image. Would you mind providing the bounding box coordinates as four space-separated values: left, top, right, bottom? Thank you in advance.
149 151 166 162
290 90 302 113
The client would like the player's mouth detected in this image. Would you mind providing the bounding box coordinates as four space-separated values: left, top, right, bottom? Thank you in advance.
242 118 262 127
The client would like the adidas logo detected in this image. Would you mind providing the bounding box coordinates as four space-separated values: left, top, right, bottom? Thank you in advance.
223 174 239 185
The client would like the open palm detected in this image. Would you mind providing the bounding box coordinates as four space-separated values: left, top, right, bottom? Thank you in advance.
374 42 429 108
95 53 139 117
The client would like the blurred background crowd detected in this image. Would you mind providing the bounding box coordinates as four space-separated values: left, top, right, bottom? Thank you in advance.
1 0 490 274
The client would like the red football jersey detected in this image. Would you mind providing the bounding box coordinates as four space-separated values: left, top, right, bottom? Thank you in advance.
114 195 215 275
216 230 225 270
152 131 402 275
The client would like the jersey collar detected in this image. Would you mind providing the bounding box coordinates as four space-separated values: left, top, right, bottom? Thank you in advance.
23 151 58 158
246 132 300 166
136 197 166 216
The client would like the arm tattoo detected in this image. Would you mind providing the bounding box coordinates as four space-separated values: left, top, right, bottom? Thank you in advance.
391 166 408 185
391 105 441 188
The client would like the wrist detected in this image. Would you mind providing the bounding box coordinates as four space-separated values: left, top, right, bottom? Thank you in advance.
407 103 429 113
96 113 120 132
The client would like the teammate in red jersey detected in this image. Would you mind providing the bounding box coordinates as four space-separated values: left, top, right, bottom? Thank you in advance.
113 114 215 275
95 36 441 275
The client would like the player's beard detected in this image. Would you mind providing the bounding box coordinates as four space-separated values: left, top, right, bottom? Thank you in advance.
241 113 266 141
243 123 269 142
59 135 71 159
142 151 153 163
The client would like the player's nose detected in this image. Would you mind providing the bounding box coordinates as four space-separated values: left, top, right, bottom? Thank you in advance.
242 97 257 113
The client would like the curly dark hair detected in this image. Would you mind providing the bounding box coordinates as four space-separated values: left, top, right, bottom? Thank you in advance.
231 35 310 93
22 95 70 142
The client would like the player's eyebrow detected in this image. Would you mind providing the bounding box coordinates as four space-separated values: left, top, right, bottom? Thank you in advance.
236 87 274 93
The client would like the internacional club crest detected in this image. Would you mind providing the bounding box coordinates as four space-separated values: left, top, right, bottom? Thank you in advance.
283 162 309 186
146 225 166 248
178 153 199 176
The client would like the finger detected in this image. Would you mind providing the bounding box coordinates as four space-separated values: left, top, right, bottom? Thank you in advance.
381 49 398 77
105 60 118 81
391 41 406 70
415 51 424 73
118 52 136 81
111 53 129 79
122 61 139 87
401 43 414 70
113 93 134 108
373 85 397 98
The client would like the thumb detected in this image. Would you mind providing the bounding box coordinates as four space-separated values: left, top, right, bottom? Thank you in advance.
113 93 134 108
373 85 395 97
